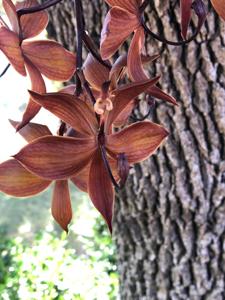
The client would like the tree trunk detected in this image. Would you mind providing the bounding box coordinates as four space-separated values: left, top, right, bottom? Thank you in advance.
46 1 225 299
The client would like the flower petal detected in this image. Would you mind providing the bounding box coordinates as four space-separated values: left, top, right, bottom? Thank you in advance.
127 27 145 81
88 150 114 233
105 0 140 13
70 162 90 193
128 28 177 105
51 180 72 232
9 119 52 142
17 58 46 130
14 136 97 180
113 99 136 127
0 26 26 76
29 91 98 136
106 121 168 164
211 0 225 20
2 0 19 33
16 0 49 39
105 77 159 132
100 7 140 60
0 159 51 197
83 53 110 91
180 0 192 39
22 40 76 81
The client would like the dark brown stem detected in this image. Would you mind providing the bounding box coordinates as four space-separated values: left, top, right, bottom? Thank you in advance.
83 31 111 69
100 145 120 190
17 0 64 17
0 64 10 78
141 0 207 46
74 0 84 96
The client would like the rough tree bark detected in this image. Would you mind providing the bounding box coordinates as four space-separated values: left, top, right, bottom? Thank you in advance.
46 1 225 299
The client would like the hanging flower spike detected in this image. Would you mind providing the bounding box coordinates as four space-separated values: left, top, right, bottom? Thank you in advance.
0 119 73 232
14 78 167 233
0 0 76 128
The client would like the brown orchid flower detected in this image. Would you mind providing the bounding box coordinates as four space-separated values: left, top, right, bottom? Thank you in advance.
0 0 76 129
13 78 168 232
0 119 87 232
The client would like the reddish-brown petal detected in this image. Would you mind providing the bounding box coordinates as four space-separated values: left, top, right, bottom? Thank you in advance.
59 84 76 94
113 99 136 127
105 0 140 13
88 150 114 233
128 28 177 106
83 53 110 91
148 86 177 106
105 77 159 132
0 159 51 197
17 58 46 130
70 162 91 193
106 121 168 164
211 0 225 20
100 7 140 60
109 54 127 88
9 119 52 142
180 0 192 39
0 26 26 76
71 155 119 193
127 27 145 82
2 0 19 33
51 180 72 232
14 136 97 180
22 40 76 81
29 91 98 136
16 0 49 39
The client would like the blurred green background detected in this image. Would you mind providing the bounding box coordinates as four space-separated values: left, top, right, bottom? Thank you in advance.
0 186 118 300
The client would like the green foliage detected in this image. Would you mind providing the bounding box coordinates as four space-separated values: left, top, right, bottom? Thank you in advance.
0 220 118 300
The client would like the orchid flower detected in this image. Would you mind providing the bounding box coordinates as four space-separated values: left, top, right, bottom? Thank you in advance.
0 0 76 129
13 78 168 232
0 119 89 232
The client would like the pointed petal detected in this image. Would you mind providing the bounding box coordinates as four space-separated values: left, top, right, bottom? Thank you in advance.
105 77 159 132
100 7 140 60
16 0 49 39
88 150 114 233
127 28 177 106
211 0 225 20
148 85 177 106
22 40 76 81
2 0 19 33
127 27 145 81
180 0 192 39
0 26 26 76
0 159 51 197
9 119 52 142
83 53 110 91
14 136 97 180
105 0 140 13
29 91 98 136
51 180 72 232
106 121 168 164
17 58 46 130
